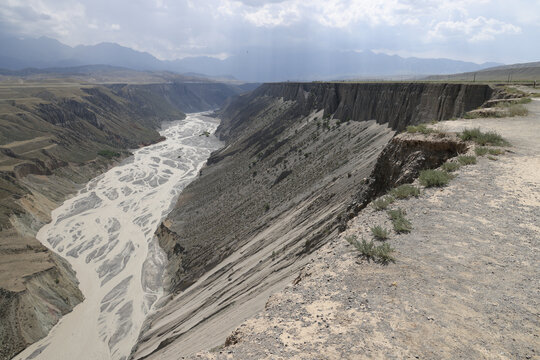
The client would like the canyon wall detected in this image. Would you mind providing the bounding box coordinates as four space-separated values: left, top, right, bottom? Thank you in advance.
132 82 492 359
0 81 242 360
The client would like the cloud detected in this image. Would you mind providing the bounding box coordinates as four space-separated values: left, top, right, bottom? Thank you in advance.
429 16 522 42
0 0 537 63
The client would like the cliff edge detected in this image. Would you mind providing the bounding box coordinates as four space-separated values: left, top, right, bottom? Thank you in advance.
132 82 494 359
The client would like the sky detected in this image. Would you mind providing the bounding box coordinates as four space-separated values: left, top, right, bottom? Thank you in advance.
0 0 538 64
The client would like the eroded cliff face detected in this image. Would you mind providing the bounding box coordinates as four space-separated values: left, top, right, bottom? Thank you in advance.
0 81 243 360
132 82 493 359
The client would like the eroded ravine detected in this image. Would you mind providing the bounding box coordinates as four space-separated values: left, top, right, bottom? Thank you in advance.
15 113 222 360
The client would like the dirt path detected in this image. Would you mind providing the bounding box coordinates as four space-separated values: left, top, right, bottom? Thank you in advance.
194 99 539 359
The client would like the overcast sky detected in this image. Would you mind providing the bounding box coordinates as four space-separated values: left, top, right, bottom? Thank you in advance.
1 0 538 64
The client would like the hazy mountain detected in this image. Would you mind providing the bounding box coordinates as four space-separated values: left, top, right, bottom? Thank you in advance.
0 36 501 82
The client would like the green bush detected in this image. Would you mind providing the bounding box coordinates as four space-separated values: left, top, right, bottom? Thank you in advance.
459 128 509 146
391 184 420 199
406 124 434 134
508 104 528 117
475 147 489 156
346 236 395 263
441 161 460 172
488 148 504 155
387 209 412 233
97 149 121 159
476 147 504 156
372 196 395 211
457 155 477 165
419 169 453 187
371 225 390 240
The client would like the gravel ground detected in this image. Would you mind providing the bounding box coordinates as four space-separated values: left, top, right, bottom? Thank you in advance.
192 97 540 360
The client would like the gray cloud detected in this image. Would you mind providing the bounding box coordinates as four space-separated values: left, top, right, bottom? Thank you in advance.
0 0 538 63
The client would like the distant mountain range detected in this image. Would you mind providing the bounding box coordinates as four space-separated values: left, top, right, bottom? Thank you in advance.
0 36 502 82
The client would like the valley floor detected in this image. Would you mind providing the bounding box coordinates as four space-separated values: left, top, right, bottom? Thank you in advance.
194 100 540 359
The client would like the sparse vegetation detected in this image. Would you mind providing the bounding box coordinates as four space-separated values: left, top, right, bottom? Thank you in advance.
406 124 434 134
419 169 453 187
441 161 460 172
387 208 412 233
372 195 395 211
97 149 121 159
391 184 420 199
264 203 270 212
488 148 504 155
476 147 504 156
488 155 498 161
200 130 211 137
507 104 528 117
457 155 477 165
459 128 509 146
475 147 489 156
516 97 532 104
346 235 395 263
371 225 390 240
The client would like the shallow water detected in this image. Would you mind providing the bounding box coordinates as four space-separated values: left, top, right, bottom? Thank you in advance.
16 113 222 360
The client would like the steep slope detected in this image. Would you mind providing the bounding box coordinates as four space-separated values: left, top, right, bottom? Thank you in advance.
132 82 492 359
197 98 540 359
0 80 243 360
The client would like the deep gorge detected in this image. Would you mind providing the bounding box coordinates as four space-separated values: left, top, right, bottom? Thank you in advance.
0 81 493 360
131 82 492 359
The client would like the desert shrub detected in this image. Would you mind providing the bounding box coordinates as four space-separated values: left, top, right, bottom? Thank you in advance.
406 124 434 134
371 225 390 240
459 128 509 146
441 161 460 172
419 169 452 187
391 184 420 199
457 155 477 165
475 147 489 156
507 104 528 117
346 235 395 263
97 149 120 159
476 147 504 156
488 155 498 161
387 209 412 233
372 196 395 211
517 97 532 104
488 148 504 155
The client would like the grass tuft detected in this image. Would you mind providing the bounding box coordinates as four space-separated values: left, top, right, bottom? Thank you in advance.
441 161 460 172
371 225 390 240
97 149 121 159
475 147 488 156
476 147 504 156
459 128 509 146
457 155 477 165
406 124 434 134
372 196 395 211
387 208 412 233
507 104 528 117
390 184 420 199
419 169 453 187
346 235 395 263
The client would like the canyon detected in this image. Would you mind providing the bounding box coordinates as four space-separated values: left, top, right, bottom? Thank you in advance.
2 80 509 359
131 82 493 359
0 79 244 360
